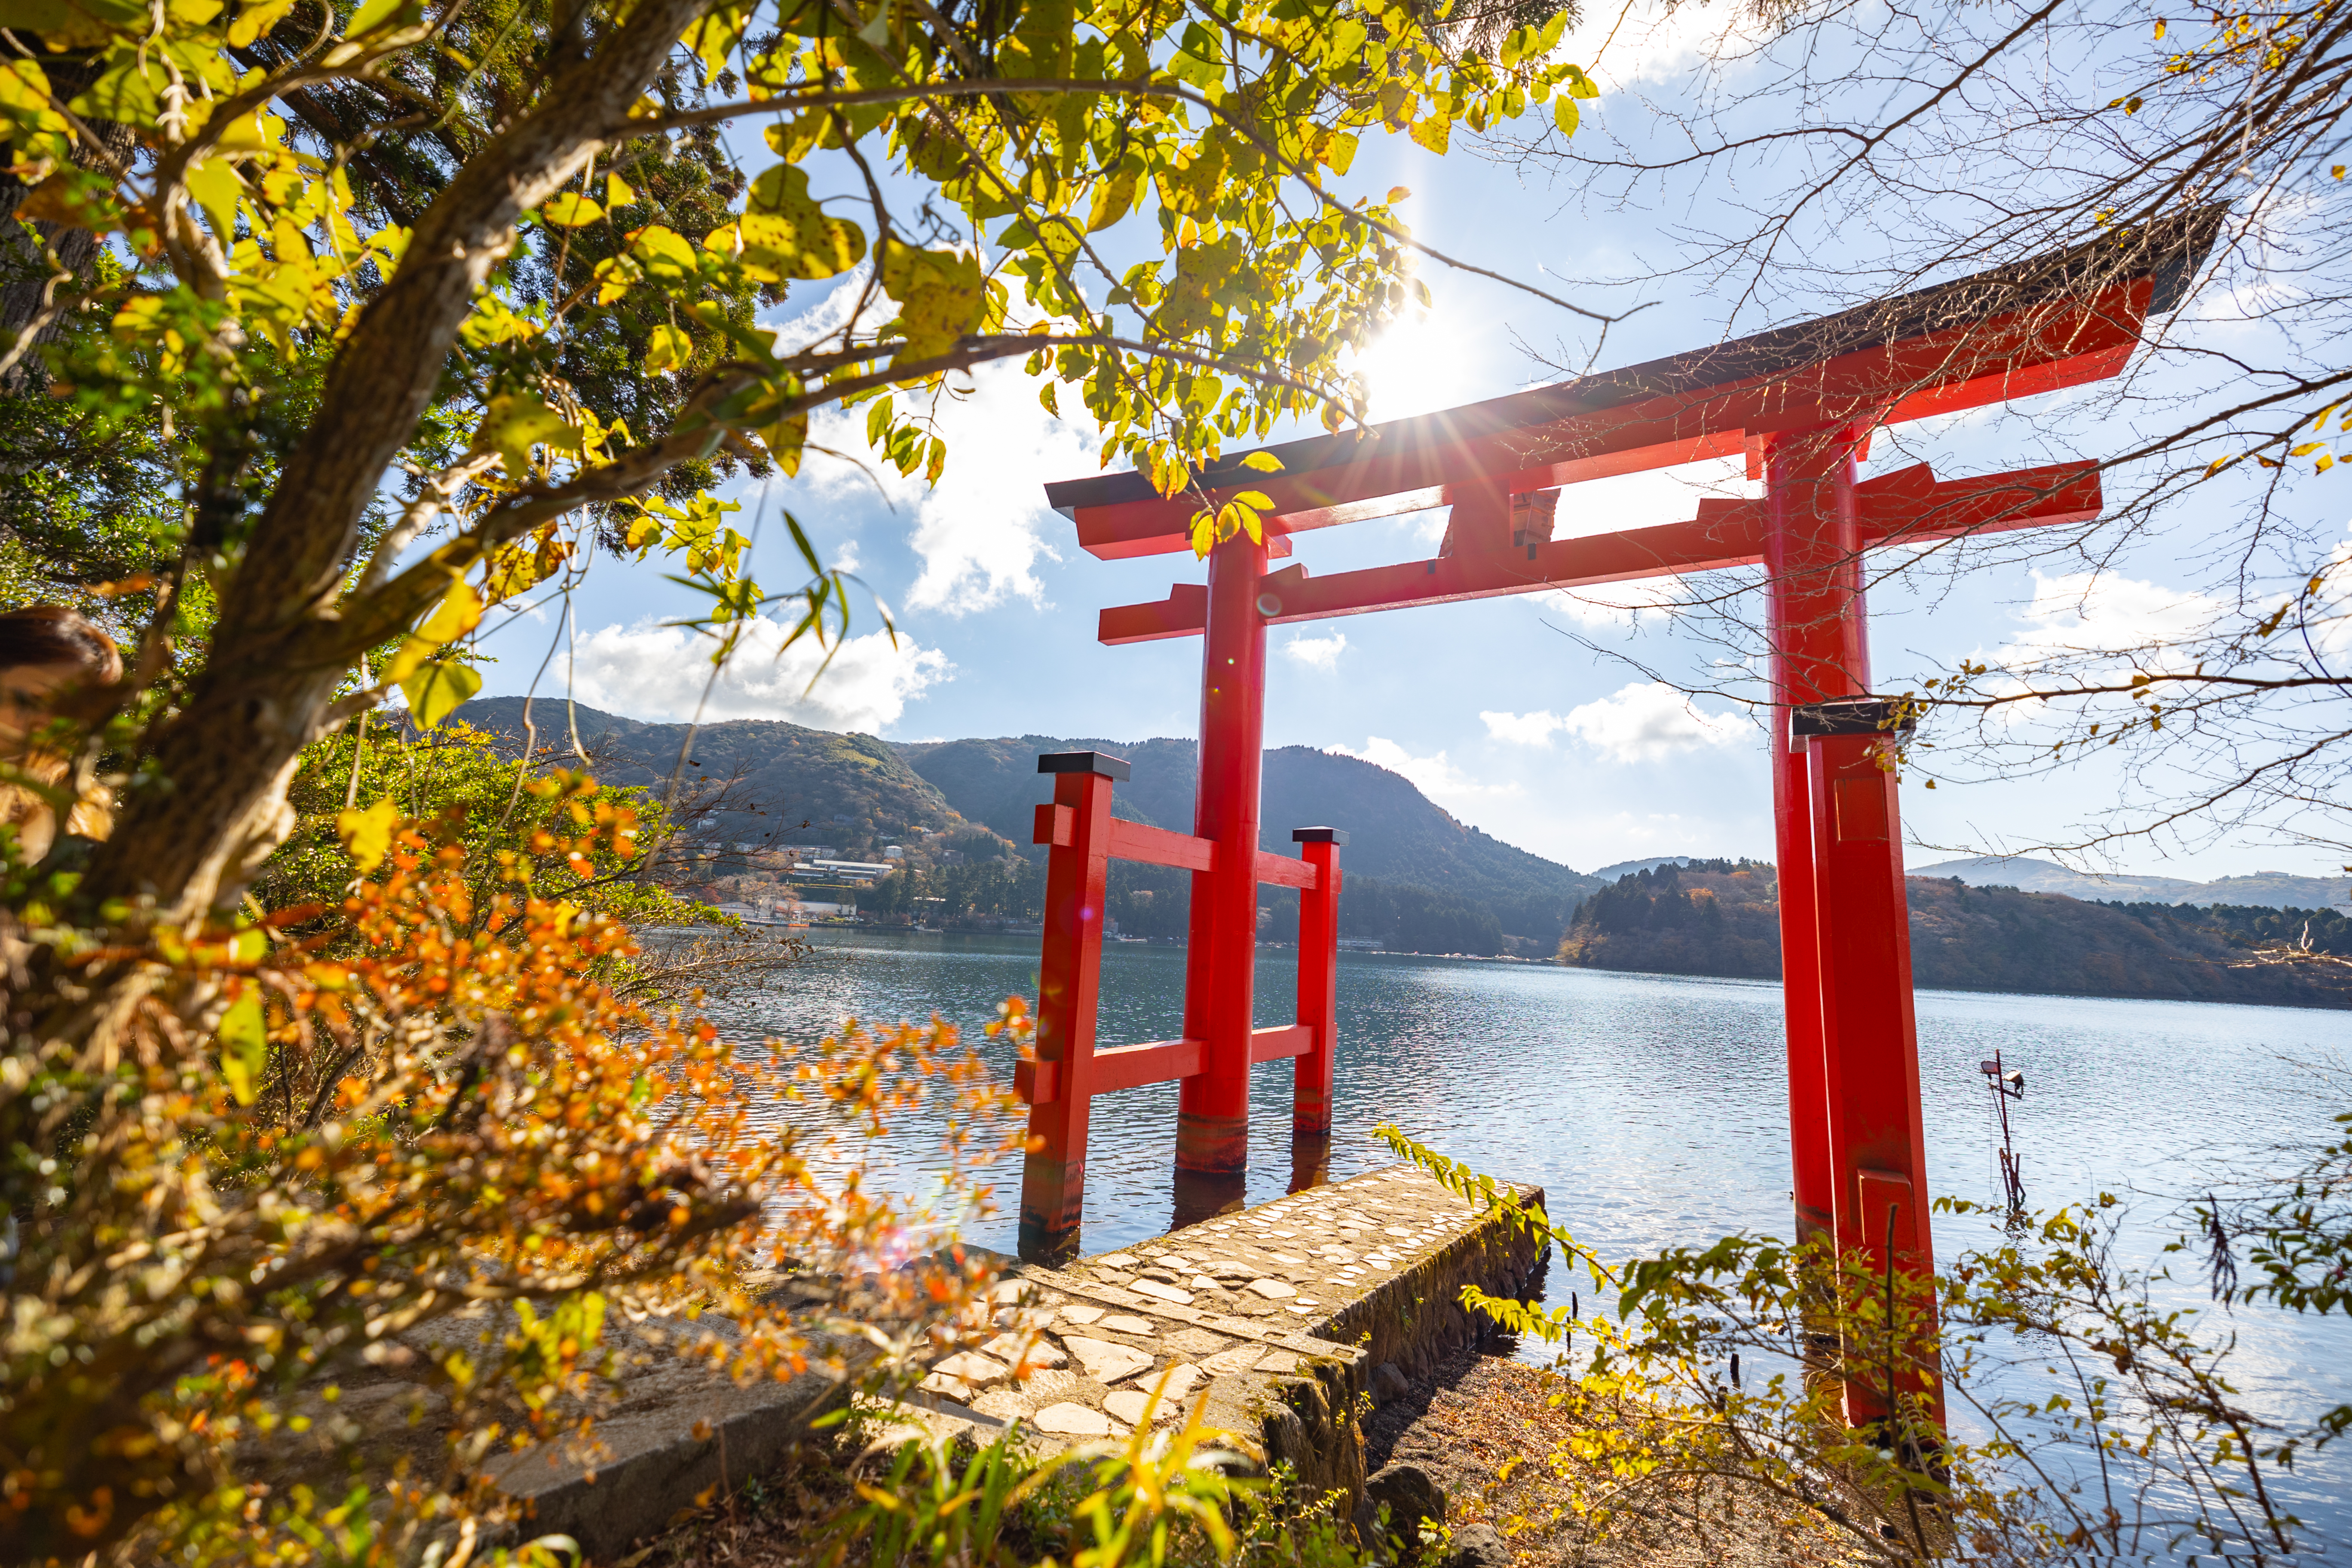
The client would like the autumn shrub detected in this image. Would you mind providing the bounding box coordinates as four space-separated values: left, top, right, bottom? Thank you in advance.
1379 1128 2344 1565
1 799 1023 1566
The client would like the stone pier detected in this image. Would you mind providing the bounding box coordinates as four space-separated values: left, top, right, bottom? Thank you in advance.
909 1164 1549 1512
287 1164 1544 1562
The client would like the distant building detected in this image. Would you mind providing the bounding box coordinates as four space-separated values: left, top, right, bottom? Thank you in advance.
883 845 905 860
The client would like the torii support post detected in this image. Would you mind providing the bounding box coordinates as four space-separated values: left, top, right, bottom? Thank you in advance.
1798 699 1943 1428
1016 750 1124 1264
1762 423 1872 1248
1176 530 1270 1221
1289 827 1346 1190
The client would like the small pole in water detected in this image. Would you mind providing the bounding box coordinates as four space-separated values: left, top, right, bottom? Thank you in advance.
1978 1049 2027 1215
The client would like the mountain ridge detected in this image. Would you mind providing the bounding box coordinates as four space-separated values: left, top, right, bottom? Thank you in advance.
1559 860 2352 1009
449 700 1601 944
1908 854 2350 912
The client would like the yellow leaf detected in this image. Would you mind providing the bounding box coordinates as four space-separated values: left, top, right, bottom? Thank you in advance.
475 392 579 476
1554 97 1580 136
1409 114 1452 156
2153 17 2167 38
219 992 268 1106
1387 186 1412 203
229 0 302 46
336 797 402 874
184 156 242 244
1238 451 1283 472
386 577 485 686
744 164 867 279
879 238 985 364
606 172 637 207
542 191 604 228
644 323 692 374
1231 490 1274 508
400 658 482 731
1087 167 1139 233
760 412 808 478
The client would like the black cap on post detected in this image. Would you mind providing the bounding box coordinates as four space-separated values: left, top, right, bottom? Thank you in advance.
1038 750 1131 780
1292 827 1348 844
1789 697 1918 739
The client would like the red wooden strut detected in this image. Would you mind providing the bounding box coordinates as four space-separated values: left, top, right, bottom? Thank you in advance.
1015 741 1344 1262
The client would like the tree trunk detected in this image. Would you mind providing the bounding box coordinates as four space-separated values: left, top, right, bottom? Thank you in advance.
73 0 709 922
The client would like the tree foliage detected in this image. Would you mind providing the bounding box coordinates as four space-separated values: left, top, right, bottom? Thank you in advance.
0 0 1593 931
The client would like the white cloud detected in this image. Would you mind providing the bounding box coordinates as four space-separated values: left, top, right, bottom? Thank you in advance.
1282 631 1349 671
565 613 949 733
772 272 1096 616
1482 708 1569 745
1332 737 1516 803
1997 570 2222 668
1555 682 1747 763
1535 576 1696 631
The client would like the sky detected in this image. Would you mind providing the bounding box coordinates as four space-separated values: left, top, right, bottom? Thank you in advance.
462 3 2349 883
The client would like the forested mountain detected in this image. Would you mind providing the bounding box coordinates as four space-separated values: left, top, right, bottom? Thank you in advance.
461 697 962 846
453 702 1599 952
894 733 1599 918
1559 861 2352 1009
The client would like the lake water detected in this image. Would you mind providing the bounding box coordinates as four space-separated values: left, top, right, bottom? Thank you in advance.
717 930 2352 1548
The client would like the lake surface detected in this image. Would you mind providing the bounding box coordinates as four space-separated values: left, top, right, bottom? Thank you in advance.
714 930 2352 1548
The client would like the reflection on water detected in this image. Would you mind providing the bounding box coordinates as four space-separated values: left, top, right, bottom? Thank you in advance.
710 929 2352 1542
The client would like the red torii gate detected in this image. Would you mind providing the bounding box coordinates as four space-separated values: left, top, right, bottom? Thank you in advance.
1015 219 2217 1410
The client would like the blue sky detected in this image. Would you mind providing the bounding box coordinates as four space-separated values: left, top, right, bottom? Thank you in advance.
464 5 2348 882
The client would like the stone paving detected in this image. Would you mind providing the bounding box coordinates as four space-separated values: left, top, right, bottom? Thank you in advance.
903 1161 1549 1488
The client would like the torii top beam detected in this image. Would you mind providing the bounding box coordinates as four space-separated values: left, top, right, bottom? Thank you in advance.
1047 212 2220 645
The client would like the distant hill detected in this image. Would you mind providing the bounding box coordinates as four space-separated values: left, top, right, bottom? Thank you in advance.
895 734 1603 947
457 697 963 846
1592 855 1732 881
1909 854 2351 912
1559 861 2352 1009
447 702 1602 950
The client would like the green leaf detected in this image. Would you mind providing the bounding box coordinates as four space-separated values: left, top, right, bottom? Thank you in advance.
219 993 267 1106
401 659 482 731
